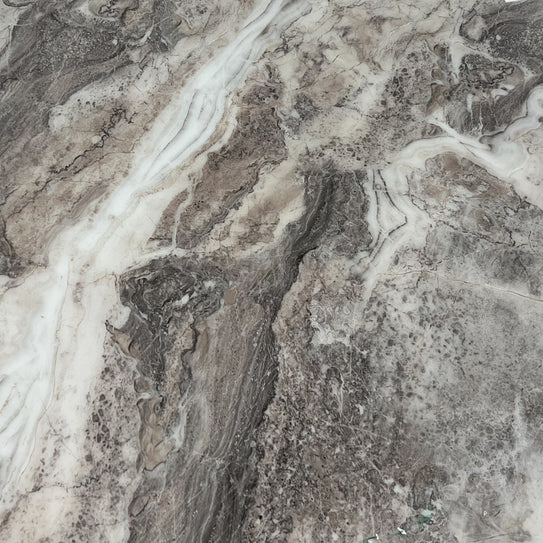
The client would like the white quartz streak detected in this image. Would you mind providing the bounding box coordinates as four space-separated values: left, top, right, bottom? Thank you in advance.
348 86 543 336
0 0 308 525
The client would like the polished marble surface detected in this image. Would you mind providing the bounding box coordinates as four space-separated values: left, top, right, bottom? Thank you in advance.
1 0 543 541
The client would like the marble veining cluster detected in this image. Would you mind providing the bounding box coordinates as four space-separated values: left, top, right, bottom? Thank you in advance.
1 0 543 542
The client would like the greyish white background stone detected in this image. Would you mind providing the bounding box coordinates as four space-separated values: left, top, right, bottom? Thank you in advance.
1 0 543 542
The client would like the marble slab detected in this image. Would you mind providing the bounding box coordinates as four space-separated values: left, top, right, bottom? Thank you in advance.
1 0 543 541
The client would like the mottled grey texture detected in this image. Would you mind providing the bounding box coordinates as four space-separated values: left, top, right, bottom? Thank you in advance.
2 0 543 542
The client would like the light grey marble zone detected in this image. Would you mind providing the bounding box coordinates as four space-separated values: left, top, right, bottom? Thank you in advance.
0 0 543 542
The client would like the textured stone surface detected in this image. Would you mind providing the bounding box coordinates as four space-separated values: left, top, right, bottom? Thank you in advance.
1 0 543 542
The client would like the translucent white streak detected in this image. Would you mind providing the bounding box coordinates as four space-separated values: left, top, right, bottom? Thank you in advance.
0 0 308 518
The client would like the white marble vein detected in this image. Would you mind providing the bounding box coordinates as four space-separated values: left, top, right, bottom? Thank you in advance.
0 0 308 520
